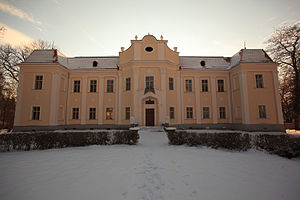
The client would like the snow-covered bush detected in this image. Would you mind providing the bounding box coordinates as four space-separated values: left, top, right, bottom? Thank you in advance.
165 129 300 158
0 130 139 152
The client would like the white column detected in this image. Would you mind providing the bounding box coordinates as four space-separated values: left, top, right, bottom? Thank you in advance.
161 67 167 124
272 70 284 124
158 43 165 60
14 71 24 126
195 76 201 124
117 73 122 124
49 72 60 125
227 74 233 123
98 77 104 124
81 76 87 124
240 71 250 124
176 71 182 124
211 76 217 124
134 43 141 60
133 68 139 124
180 76 184 123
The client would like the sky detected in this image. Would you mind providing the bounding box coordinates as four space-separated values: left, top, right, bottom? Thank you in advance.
0 0 299 57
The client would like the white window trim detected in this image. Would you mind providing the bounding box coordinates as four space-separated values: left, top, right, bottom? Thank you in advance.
258 104 267 119
185 106 194 119
32 74 43 90
71 107 80 120
216 78 226 92
88 107 97 120
200 78 209 92
183 78 193 92
254 73 265 89
202 106 210 119
30 105 41 121
218 106 227 119
73 79 81 93
169 106 175 120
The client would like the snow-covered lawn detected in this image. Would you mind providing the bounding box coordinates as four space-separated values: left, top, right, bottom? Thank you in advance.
1 127 299 200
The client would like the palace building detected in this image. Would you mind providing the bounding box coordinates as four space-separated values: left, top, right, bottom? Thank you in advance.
13 34 284 131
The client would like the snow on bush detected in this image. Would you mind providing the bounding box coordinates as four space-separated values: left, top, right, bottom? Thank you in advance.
0 130 139 152
165 129 300 158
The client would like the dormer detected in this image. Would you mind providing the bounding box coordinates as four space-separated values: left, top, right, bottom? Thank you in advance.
119 34 179 65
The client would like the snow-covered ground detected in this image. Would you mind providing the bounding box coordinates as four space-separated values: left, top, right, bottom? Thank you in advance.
0 127 299 200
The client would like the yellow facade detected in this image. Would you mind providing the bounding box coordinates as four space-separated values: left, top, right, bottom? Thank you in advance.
13 35 284 131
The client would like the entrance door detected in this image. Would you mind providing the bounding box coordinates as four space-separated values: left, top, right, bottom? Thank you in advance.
146 109 155 126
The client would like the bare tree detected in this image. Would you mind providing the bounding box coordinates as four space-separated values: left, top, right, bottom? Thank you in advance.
265 22 300 129
0 40 54 83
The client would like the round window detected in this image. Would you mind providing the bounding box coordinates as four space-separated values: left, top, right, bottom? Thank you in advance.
145 46 153 52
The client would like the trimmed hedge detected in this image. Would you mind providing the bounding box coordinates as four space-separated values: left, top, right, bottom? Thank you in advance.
165 130 300 158
0 130 139 152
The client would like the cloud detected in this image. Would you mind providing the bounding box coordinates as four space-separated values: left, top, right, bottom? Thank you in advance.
0 1 42 25
0 23 35 46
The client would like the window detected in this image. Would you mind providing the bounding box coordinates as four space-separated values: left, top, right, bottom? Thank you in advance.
202 80 208 92
90 80 97 92
258 105 266 119
73 80 80 93
32 106 40 120
93 61 98 67
217 80 224 92
146 76 154 89
34 75 43 90
169 77 174 90
72 108 79 120
125 107 130 120
219 107 226 119
185 79 192 92
126 78 131 91
203 107 210 119
106 108 113 120
107 80 114 92
186 107 193 119
170 107 175 120
145 47 153 52
256 74 264 88
145 100 155 104
89 107 96 120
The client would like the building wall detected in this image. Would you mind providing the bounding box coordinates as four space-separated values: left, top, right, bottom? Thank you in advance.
14 35 284 131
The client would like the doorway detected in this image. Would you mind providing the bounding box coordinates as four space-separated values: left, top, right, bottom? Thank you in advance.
145 108 155 126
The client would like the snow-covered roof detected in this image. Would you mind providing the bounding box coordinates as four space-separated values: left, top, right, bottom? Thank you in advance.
22 49 274 70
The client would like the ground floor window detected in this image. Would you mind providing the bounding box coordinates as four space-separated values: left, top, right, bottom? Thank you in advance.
89 107 96 120
32 106 40 120
186 107 193 119
258 105 266 118
219 107 226 119
72 108 79 120
170 107 175 119
125 107 130 120
106 108 113 120
203 107 210 119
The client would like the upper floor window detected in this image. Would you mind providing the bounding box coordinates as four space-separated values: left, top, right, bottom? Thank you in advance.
34 75 43 90
126 78 131 91
169 77 174 90
203 107 210 119
170 107 175 120
146 76 154 89
258 105 266 119
256 74 264 88
219 107 226 119
73 80 80 93
186 107 193 119
125 107 130 120
217 80 224 92
107 80 114 92
72 107 79 120
32 106 40 120
185 79 192 92
89 107 96 120
90 80 97 92
202 79 208 92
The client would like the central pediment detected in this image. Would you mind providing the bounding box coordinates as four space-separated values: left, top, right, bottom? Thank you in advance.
119 34 179 65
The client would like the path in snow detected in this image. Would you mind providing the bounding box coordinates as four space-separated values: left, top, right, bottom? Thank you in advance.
0 127 300 200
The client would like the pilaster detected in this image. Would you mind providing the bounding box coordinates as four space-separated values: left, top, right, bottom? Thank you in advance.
211 76 217 123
